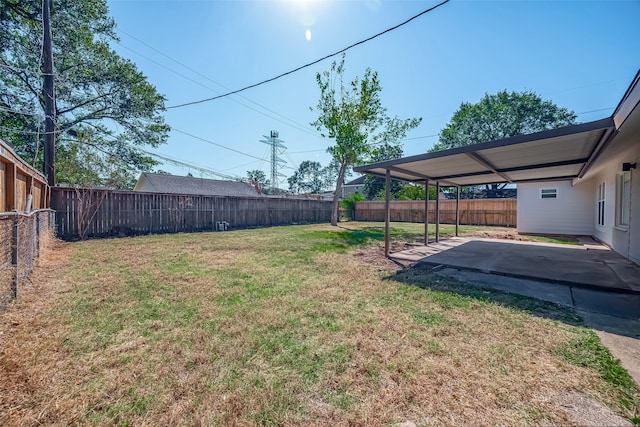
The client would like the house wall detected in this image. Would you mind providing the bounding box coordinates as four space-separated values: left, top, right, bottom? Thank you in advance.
517 140 639 264
517 180 593 235
133 177 152 192
588 138 640 264
629 167 640 264
341 184 363 199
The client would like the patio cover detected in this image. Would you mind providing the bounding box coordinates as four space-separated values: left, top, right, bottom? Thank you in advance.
353 117 616 187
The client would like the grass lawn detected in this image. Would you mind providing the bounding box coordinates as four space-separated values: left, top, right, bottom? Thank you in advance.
1 222 638 426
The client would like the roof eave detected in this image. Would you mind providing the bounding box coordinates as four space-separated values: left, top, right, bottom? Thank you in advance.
613 70 640 129
354 117 615 174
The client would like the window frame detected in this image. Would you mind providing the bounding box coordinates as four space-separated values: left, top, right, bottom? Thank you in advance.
597 181 606 227
614 171 631 230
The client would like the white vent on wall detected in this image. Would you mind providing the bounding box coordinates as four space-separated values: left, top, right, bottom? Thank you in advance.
540 188 557 199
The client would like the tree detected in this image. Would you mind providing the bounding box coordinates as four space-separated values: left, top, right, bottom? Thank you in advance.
362 141 404 200
0 0 169 188
373 183 437 201
432 90 577 152
311 55 421 225
247 169 269 192
396 184 426 200
431 89 577 190
339 192 364 220
287 160 332 194
56 129 138 189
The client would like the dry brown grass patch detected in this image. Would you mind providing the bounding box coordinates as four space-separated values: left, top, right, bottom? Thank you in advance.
0 226 637 426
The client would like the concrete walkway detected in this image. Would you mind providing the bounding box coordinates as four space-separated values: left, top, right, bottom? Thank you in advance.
390 237 640 385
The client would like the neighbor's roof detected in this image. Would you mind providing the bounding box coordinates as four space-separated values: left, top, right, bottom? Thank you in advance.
354 118 616 187
134 173 261 197
344 176 366 186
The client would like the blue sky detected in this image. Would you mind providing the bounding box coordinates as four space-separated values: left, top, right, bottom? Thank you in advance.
107 0 640 186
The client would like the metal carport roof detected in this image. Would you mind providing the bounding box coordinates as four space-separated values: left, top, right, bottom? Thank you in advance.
354 117 617 186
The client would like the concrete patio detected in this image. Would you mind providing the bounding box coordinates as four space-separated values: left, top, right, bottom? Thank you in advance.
391 236 640 294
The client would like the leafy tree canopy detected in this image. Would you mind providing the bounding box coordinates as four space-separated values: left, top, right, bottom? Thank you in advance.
339 192 364 220
0 0 169 188
287 160 333 194
372 183 437 201
311 54 421 225
362 142 404 200
431 90 577 152
247 169 269 192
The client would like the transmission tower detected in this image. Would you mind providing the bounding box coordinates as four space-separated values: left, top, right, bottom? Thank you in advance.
259 130 287 189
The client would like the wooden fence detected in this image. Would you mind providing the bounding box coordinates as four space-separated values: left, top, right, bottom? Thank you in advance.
51 188 333 240
355 199 517 227
1 139 49 213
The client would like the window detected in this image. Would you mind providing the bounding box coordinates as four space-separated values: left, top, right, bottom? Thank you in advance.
615 171 631 228
597 182 605 227
540 188 557 199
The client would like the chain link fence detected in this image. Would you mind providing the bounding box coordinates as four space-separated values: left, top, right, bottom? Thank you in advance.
0 210 55 312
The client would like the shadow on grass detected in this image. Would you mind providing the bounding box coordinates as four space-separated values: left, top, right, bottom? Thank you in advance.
389 263 584 327
322 224 426 245
387 263 640 421
305 226 387 251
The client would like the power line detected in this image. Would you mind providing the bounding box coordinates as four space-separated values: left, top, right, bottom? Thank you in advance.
169 126 295 170
116 42 319 137
397 107 615 142
0 125 64 135
402 134 438 141
138 148 241 181
0 62 42 76
283 152 299 176
166 0 451 110
77 126 244 180
170 127 265 162
220 158 263 173
109 114 294 171
0 106 42 117
288 149 327 154
576 107 615 115
116 28 323 137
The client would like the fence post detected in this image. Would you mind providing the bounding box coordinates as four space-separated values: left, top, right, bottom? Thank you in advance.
36 213 40 258
12 214 19 299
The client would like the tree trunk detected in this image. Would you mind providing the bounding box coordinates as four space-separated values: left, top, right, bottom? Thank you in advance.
330 162 348 226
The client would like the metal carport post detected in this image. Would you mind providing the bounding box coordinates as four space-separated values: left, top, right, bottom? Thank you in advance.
424 179 429 245
384 169 390 257
456 186 460 237
435 182 440 243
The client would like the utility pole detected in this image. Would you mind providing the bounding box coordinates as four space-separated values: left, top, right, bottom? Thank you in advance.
259 131 286 190
42 0 56 186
